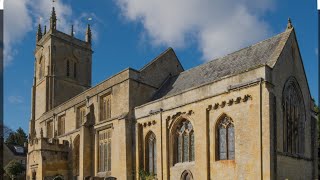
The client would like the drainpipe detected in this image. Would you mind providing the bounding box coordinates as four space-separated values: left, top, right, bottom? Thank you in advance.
259 78 263 180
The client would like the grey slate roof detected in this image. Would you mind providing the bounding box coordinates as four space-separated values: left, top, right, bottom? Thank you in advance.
152 30 291 100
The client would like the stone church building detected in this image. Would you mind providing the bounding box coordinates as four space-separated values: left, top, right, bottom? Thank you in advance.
26 8 318 180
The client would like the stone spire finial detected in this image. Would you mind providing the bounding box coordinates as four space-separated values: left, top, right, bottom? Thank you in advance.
44 25 47 34
50 7 57 30
286 18 293 30
71 25 74 37
86 24 92 44
36 24 42 42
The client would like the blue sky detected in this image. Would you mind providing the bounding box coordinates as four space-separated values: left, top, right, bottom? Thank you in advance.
4 0 318 132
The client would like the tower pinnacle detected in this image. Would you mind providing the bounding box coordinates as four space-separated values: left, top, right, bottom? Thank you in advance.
86 24 92 44
286 18 293 30
36 24 42 42
71 25 74 37
50 7 57 30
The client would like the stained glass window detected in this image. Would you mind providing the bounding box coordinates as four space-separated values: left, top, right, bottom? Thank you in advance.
177 136 182 163
283 78 305 155
190 132 194 161
174 119 194 165
227 124 235 159
77 105 86 128
183 133 189 162
47 120 53 138
146 132 156 175
217 115 234 160
57 115 65 135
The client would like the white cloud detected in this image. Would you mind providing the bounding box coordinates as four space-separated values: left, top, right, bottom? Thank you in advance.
4 0 32 66
115 0 274 61
8 95 24 104
4 0 100 67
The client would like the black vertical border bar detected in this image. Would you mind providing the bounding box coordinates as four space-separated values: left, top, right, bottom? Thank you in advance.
318 9 320 108
0 8 3 180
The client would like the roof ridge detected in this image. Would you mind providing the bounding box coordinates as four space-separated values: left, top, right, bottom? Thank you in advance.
139 47 174 71
177 30 289 76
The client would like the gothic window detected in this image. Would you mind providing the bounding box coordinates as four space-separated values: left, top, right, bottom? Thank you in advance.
146 132 157 175
74 62 77 78
57 115 65 136
98 129 112 172
100 94 111 121
66 60 70 77
174 119 194 164
47 120 53 138
283 77 305 155
76 105 86 128
217 115 235 160
181 170 193 180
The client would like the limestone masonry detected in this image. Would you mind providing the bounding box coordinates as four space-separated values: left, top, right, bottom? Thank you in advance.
26 8 318 180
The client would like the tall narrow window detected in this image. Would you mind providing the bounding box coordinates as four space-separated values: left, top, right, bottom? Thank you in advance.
74 62 77 78
217 115 235 160
39 58 44 79
47 120 53 138
146 132 157 175
66 60 70 77
77 105 86 128
174 119 194 165
283 77 305 155
57 115 65 136
100 94 111 121
98 129 112 172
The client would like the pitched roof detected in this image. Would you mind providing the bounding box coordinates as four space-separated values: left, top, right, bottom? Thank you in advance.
152 29 292 100
5 143 27 156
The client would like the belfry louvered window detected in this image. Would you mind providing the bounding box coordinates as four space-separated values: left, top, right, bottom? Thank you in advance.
100 94 111 121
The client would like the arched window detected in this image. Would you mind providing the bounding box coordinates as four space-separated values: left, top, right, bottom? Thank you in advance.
174 119 194 164
66 60 70 77
146 132 156 175
181 170 193 180
217 115 234 160
283 77 305 155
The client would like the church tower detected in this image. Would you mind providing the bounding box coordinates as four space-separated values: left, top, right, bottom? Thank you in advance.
30 7 93 137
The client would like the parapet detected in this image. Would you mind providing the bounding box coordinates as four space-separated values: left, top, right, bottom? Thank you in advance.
28 137 69 152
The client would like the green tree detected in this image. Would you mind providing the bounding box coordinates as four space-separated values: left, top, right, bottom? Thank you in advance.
4 160 25 179
5 127 28 146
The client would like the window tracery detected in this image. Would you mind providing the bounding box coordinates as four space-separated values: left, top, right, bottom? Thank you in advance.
98 129 112 172
174 119 194 164
283 77 305 155
217 115 234 160
146 132 157 175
